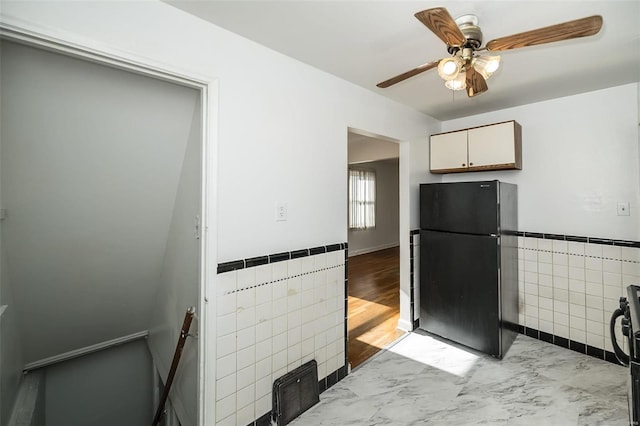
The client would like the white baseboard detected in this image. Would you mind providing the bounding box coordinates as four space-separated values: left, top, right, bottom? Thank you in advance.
348 243 399 257
397 318 413 332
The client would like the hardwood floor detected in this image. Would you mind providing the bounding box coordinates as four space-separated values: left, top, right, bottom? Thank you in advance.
347 246 405 369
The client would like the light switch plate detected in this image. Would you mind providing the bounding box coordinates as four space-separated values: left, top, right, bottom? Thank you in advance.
617 202 630 216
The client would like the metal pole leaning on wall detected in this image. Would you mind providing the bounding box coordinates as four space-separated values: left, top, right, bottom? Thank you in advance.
152 306 196 426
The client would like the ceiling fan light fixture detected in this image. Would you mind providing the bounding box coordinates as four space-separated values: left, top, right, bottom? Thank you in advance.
473 55 501 79
437 56 463 80
377 8 603 99
444 71 467 91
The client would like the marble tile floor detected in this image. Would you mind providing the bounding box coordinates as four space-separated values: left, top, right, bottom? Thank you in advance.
291 330 629 425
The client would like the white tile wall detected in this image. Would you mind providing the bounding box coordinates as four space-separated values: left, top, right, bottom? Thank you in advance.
215 250 346 426
518 237 640 354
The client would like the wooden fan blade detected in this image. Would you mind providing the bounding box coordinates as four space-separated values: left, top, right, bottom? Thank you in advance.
466 66 488 97
486 15 603 51
377 60 439 88
415 8 466 47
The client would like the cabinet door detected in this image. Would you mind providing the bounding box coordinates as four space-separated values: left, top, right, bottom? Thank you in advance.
430 131 468 172
467 121 515 169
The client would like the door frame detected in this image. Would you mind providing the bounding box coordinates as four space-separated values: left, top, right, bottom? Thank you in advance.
346 127 416 332
0 21 217 425
346 127 412 333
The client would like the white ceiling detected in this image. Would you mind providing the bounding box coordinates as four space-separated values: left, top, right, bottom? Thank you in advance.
166 0 640 121
348 132 399 164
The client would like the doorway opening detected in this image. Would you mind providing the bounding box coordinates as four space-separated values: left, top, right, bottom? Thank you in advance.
0 33 209 426
347 129 405 369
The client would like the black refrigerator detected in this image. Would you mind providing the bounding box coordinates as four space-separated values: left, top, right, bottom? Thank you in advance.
419 180 518 358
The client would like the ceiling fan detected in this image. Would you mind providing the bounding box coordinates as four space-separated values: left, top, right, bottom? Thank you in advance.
377 7 603 97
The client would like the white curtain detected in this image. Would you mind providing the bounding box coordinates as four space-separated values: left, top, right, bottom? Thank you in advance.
348 168 376 229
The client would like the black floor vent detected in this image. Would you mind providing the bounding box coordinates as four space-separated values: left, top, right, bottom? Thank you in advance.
272 360 319 426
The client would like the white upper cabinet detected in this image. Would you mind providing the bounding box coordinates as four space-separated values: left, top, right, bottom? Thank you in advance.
430 120 522 174
429 131 468 171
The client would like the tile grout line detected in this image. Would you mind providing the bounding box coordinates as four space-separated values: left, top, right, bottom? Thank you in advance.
520 246 640 264
223 264 344 296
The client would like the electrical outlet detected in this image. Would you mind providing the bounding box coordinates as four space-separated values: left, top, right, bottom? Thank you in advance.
276 202 288 221
617 202 630 216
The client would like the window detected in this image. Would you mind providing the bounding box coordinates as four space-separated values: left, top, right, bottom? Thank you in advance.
348 168 376 230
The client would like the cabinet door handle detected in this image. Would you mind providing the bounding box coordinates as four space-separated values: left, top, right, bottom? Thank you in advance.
469 162 474 166
462 163 466 167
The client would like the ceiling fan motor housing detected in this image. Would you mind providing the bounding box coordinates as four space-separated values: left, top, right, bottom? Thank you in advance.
448 14 483 53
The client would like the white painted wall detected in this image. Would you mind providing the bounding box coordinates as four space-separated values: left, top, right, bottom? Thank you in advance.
44 339 152 426
348 158 400 256
148 95 201 426
440 84 640 241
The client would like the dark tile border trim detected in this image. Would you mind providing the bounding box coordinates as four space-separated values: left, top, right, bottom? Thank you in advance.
543 233 565 241
217 259 245 274
245 256 268 268
413 229 640 248
539 331 553 344
521 232 640 247
587 345 604 359
517 326 625 367
268 252 290 263
326 243 342 253
318 364 348 395
566 235 589 243
217 242 347 273
291 249 309 259
310 246 326 255
554 336 569 349
614 240 640 248
569 340 586 353
524 232 544 239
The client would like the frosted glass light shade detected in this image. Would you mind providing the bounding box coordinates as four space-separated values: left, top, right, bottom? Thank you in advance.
473 55 501 79
444 71 466 91
438 57 463 81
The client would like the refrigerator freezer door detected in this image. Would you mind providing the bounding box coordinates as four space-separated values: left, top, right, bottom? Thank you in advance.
420 230 502 357
420 181 499 235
